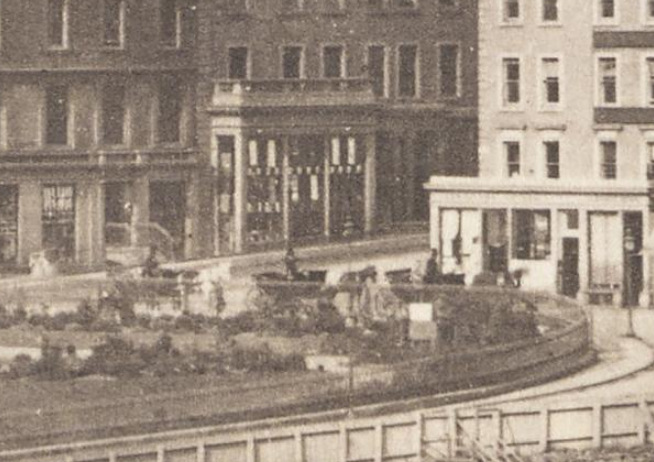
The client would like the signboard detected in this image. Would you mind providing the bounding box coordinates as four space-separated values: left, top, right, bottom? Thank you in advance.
409 302 433 322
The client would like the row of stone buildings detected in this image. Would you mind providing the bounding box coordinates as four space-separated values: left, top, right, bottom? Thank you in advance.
428 0 653 306
0 0 478 271
2 0 651 306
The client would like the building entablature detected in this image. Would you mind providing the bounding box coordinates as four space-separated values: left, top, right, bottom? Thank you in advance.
425 176 649 197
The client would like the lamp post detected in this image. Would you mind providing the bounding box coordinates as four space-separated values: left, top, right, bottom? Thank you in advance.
623 228 636 338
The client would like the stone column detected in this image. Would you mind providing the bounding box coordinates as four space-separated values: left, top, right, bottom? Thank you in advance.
324 135 332 239
578 209 589 304
184 172 199 259
130 176 150 248
364 132 376 236
404 131 417 221
282 135 291 243
429 195 440 252
86 181 105 267
233 132 247 253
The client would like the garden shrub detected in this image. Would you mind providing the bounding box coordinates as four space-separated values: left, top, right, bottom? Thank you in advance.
75 299 97 328
33 341 69 380
8 354 34 378
12 306 27 324
82 336 143 377
0 305 13 329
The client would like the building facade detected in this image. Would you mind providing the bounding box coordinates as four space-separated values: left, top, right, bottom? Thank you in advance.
196 0 478 255
0 0 203 270
428 0 652 306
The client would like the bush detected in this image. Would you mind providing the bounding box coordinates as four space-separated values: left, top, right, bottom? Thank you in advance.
8 354 34 379
220 310 258 336
136 314 152 329
174 313 195 332
0 304 13 329
33 341 69 380
83 336 144 377
89 318 122 333
314 301 345 334
12 306 27 324
75 299 97 328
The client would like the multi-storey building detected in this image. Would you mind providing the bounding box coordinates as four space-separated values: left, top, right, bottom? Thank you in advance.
0 0 202 270
428 0 652 306
196 0 478 255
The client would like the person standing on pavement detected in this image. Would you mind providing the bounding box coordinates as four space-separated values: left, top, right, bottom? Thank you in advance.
284 246 300 281
423 248 441 285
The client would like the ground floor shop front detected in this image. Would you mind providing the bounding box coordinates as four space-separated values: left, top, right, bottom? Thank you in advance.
0 164 202 272
427 178 651 307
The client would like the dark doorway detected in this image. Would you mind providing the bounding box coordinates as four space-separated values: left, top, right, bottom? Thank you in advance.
623 212 643 307
105 182 129 247
149 181 186 259
561 237 580 298
482 209 508 273
0 186 18 265
290 135 325 241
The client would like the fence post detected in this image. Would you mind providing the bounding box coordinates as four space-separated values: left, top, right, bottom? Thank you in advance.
197 440 206 462
295 429 304 462
414 411 424 459
448 408 458 458
339 422 348 462
156 445 165 462
374 422 383 462
639 401 650 445
538 408 549 453
592 404 603 448
246 435 256 462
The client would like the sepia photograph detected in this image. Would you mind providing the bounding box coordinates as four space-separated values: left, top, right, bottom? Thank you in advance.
0 0 653 461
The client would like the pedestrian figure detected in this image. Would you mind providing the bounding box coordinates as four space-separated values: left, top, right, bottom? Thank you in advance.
423 248 440 284
143 245 159 278
284 246 300 280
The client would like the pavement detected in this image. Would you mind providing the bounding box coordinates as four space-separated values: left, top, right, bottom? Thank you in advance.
0 231 431 315
469 306 654 408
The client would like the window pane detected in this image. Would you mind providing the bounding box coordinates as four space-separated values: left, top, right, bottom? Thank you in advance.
46 86 68 145
282 47 302 79
543 0 558 21
513 210 551 260
323 46 343 78
160 0 178 47
398 44 418 97
49 0 65 47
439 44 459 97
601 141 617 179
601 0 614 18
368 45 386 97
228 47 248 79
504 58 520 104
104 0 122 46
159 79 182 143
505 0 520 19
102 84 125 145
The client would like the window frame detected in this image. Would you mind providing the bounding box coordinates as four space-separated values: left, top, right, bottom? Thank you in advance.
642 0 654 24
500 0 523 25
499 54 523 111
396 42 420 99
543 139 561 179
539 0 561 25
595 0 619 26
596 131 619 180
596 54 620 107
280 44 305 79
643 54 654 106
103 0 126 49
366 43 390 98
227 45 251 80
538 55 564 111
160 0 182 49
437 41 461 99
48 0 70 50
498 131 524 179
321 44 346 79
100 82 127 147
512 209 552 261
157 78 184 145
44 85 69 147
